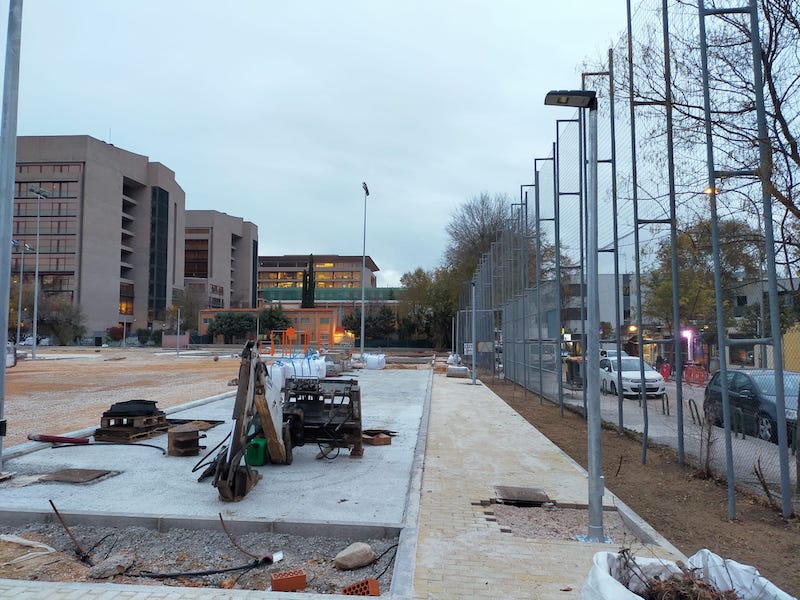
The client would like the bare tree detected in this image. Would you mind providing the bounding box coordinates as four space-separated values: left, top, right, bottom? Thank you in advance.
622 0 800 280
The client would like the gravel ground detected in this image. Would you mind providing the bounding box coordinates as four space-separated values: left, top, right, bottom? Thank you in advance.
492 503 638 546
0 522 399 593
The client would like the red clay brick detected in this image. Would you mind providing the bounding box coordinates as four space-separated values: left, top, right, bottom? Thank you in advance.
271 569 306 592
342 577 380 595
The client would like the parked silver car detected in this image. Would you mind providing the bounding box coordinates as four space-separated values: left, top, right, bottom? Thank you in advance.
599 356 666 399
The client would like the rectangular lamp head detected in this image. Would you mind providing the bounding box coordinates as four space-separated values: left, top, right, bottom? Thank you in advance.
544 90 597 109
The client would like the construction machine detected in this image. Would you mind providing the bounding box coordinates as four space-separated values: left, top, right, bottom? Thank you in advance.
210 342 364 501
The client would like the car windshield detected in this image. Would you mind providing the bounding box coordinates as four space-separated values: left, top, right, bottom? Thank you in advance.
614 358 654 372
749 372 800 397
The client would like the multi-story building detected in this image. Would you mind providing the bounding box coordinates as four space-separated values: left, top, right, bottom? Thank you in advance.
258 254 378 294
185 210 258 310
14 135 185 338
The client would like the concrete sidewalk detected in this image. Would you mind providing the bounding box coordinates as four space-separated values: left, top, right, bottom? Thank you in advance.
0 371 683 599
411 374 681 599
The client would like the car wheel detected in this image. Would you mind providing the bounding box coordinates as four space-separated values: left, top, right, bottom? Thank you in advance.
610 382 617 396
755 412 777 443
601 380 606 395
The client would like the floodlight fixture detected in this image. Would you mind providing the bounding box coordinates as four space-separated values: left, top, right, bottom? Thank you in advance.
28 186 49 197
544 90 597 109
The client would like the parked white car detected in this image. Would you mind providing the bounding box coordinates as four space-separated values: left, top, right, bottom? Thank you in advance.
599 356 666 399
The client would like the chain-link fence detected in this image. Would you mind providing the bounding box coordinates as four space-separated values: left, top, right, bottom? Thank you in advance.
456 0 799 518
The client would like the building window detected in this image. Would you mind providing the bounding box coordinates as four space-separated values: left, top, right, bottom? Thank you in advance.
320 317 330 324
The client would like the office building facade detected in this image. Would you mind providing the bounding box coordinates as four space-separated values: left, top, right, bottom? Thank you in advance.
14 135 185 337
185 210 259 310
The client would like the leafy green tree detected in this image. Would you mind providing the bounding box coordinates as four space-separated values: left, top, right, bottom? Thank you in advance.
136 328 151 345
207 312 255 343
739 299 799 337
172 284 207 332
342 307 361 339
258 305 292 334
398 268 434 340
643 217 761 334
366 305 397 340
398 266 458 349
38 297 87 345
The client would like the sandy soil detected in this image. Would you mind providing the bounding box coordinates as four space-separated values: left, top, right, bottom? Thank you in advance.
2 347 239 447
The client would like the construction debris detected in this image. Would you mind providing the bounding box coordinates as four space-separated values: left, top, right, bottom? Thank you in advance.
94 400 168 442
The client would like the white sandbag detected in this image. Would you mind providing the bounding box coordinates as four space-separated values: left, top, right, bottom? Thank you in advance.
364 353 386 370
446 353 461 365
581 550 795 600
275 357 326 379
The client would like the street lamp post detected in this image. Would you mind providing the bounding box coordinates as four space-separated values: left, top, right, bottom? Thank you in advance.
360 182 369 361
11 241 32 345
28 187 48 360
545 89 604 543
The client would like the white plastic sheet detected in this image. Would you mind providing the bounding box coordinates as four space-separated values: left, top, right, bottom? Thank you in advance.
581 550 795 600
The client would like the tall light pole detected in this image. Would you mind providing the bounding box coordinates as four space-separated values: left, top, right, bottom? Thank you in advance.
360 182 369 360
28 187 48 360
545 89 604 543
11 240 31 344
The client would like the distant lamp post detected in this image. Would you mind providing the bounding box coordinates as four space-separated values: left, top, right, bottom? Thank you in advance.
11 240 32 345
360 181 369 360
122 318 135 348
28 186 48 359
545 88 605 543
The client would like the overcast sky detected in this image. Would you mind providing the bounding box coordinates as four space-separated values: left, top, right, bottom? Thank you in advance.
3 1 629 286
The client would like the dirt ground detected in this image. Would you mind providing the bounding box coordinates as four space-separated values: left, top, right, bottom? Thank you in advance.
1 350 798 595
487 379 799 597
2 347 239 448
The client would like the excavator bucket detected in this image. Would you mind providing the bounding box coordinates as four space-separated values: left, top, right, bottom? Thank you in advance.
215 464 261 502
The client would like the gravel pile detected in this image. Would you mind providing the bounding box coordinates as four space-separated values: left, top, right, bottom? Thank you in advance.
0 522 398 594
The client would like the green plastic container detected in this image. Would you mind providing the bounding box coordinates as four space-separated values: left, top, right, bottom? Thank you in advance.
245 438 268 466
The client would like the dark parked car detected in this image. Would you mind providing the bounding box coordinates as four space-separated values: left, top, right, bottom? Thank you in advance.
703 369 799 443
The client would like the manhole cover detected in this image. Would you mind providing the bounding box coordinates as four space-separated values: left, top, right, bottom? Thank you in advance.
40 469 115 484
494 486 551 507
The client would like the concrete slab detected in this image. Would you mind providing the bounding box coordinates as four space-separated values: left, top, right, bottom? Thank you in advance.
0 369 429 529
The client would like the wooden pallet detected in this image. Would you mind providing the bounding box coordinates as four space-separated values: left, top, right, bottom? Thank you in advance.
100 412 166 429
93 423 169 442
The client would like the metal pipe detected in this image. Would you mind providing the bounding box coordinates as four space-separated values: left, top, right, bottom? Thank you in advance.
607 48 625 433
698 0 736 519
662 0 685 465
471 281 477 385
0 0 23 468
585 97 604 543
360 182 369 360
626 0 650 463
747 0 791 514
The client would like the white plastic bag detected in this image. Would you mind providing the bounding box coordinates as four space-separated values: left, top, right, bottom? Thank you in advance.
581 550 795 600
